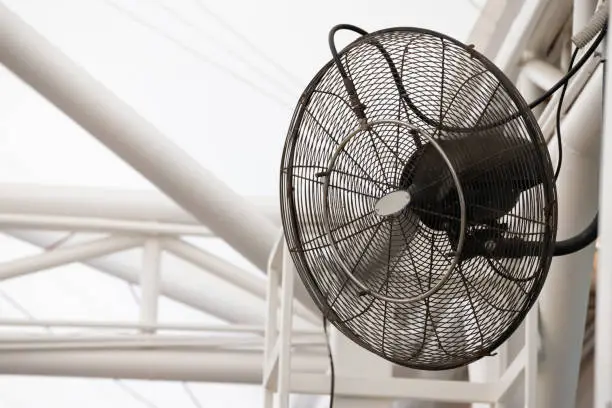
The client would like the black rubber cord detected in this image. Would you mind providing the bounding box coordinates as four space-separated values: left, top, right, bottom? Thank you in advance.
554 215 599 256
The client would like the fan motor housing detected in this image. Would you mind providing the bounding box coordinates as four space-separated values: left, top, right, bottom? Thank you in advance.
280 27 557 370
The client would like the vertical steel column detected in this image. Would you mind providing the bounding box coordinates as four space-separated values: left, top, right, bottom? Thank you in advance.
595 2 612 406
537 68 603 408
277 244 295 408
139 239 161 333
525 306 539 408
263 240 281 408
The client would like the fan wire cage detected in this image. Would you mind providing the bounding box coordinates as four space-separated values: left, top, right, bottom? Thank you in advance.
280 27 557 370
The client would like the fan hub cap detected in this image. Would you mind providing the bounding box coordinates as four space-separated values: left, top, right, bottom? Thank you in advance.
374 190 411 216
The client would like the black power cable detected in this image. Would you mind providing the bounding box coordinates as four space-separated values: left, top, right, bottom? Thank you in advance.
529 27 606 110
554 214 599 256
328 25 606 132
553 47 580 182
322 317 336 408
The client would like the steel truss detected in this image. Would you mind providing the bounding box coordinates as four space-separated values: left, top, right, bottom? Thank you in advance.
0 0 609 407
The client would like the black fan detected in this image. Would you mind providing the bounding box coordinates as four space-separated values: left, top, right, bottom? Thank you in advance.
280 26 598 370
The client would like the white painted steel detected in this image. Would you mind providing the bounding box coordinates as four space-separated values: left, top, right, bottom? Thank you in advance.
0 235 144 280
0 4 277 272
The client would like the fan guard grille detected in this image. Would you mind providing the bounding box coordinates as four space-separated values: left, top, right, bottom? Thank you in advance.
280 27 557 370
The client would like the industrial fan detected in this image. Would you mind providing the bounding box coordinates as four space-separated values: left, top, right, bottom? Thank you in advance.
280 25 602 370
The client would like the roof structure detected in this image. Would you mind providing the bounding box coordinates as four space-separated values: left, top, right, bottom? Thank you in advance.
0 1 482 407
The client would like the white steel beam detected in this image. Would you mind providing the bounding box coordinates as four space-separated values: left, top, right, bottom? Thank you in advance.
0 235 144 280
537 56 603 408
521 59 565 91
595 2 612 406
495 0 552 78
7 230 317 329
572 0 599 50
467 0 524 59
0 4 277 271
0 349 327 383
0 213 214 236
0 183 280 227
163 237 268 299
290 374 497 404
163 238 320 325
7 230 268 324
139 239 161 332
0 318 320 335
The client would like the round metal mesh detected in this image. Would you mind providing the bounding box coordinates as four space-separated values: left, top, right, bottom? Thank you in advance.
280 27 557 370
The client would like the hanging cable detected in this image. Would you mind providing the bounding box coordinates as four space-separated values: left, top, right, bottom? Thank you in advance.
151 1 299 99
322 317 335 408
554 214 598 256
182 382 204 408
327 24 606 132
328 24 368 121
553 47 579 181
191 0 303 87
101 0 292 108
529 27 607 111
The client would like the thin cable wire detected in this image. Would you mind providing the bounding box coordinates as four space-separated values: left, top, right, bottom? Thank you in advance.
182 382 204 408
553 48 579 181
114 381 161 408
151 1 299 98
44 232 76 251
101 0 292 108
128 283 141 304
0 288 36 319
192 0 304 87
322 317 335 408
529 27 606 110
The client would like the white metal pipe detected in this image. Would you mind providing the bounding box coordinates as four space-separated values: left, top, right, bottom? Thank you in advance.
517 70 545 119
0 183 281 226
0 318 321 335
468 353 504 408
525 307 538 408
139 239 161 331
495 0 551 78
0 213 214 236
536 60 603 408
163 238 319 325
0 235 144 281
0 334 324 350
0 334 265 342
522 59 565 91
595 2 612 405
162 238 267 298
277 244 296 408
0 5 277 271
264 236 282 407
0 349 328 383
7 230 268 324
